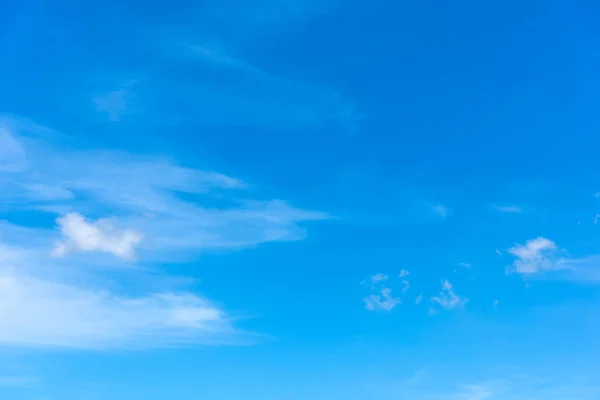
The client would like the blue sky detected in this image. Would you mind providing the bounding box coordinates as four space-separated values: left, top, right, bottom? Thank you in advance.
1 0 600 399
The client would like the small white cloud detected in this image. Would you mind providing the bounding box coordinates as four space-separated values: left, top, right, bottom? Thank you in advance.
399 269 410 278
415 294 423 305
458 262 471 268
52 213 143 261
595 192 600 197
363 287 400 312
493 205 523 213
492 300 499 308
430 280 467 310
401 279 410 293
370 273 388 283
495 248 502 256
594 214 600 224
507 237 559 274
427 307 438 316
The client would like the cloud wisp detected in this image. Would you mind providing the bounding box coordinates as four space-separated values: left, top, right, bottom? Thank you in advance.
1 117 328 260
0 116 328 349
0 250 233 350
492 205 523 213
164 42 363 131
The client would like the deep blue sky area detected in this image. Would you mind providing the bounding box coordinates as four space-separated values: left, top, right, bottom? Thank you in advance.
1 1 600 399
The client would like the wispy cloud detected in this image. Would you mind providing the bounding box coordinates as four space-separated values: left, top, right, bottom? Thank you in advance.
401 280 410 293
458 262 471 268
2 117 328 259
430 204 450 218
0 121 27 172
415 294 423 305
154 41 363 131
399 269 410 278
492 205 523 213
456 383 493 400
0 260 232 349
0 116 328 349
430 280 467 311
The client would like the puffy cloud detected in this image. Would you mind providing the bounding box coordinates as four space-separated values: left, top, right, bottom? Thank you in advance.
507 237 558 274
52 213 142 260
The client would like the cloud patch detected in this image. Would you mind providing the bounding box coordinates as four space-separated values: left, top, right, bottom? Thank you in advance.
52 213 143 261
506 237 559 274
430 280 467 311
363 288 401 312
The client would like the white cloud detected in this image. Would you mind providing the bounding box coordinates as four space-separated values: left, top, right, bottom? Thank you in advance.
399 269 410 278
0 238 238 350
492 300 499 308
430 280 467 311
0 117 328 349
415 294 423 305
363 287 400 312
507 237 559 274
52 213 143 260
492 205 523 213
401 279 410 293
458 262 471 268
1 119 327 259
0 269 232 349
370 273 388 283
594 214 600 224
